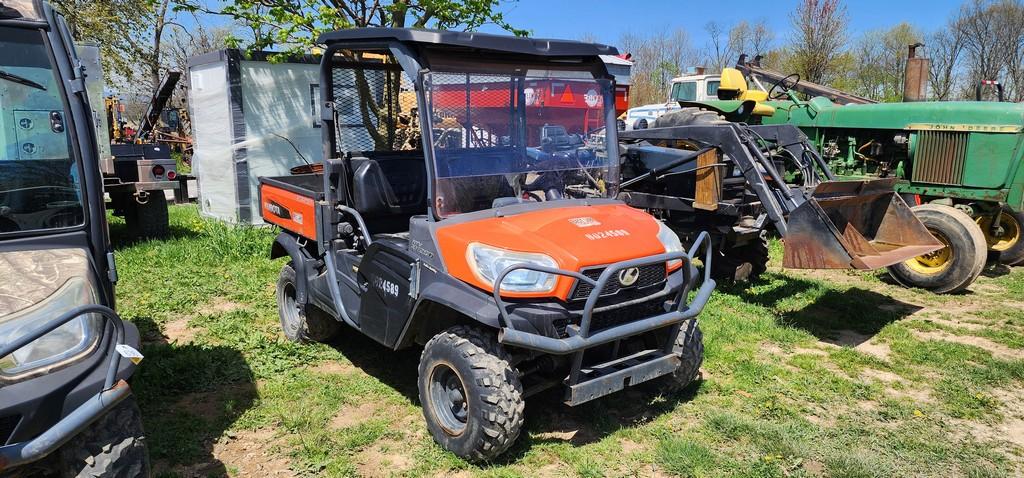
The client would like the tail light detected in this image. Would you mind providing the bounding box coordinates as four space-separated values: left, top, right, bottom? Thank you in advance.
167 170 177 180
152 165 165 177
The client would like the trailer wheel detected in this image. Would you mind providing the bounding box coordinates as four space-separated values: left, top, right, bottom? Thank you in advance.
124 193 169 239
976 207 1024 265
276 263 341 343
418 325 524 462
653 107 728 127
887 204 986 294
649 319 704 394
710 236 770 283
56 396 150 478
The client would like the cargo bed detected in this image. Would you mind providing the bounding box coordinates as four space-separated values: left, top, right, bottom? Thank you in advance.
259 174 323 240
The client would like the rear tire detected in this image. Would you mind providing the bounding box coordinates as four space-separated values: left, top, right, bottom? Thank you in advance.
887 204 986 294
122 193 169 239
710 235 770 284
653 107 728 128
276 263 341 343
57 397 150 478
418 325 524 462
650 319 704 394
976 207 1024 266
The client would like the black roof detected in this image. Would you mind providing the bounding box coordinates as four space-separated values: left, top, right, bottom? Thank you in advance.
316 27 618 58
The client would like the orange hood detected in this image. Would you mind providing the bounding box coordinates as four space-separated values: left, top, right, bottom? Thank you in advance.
435 203 668 299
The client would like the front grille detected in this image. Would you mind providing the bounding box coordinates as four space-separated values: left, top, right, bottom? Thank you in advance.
0 414 20 445
570 264 666 301
911 130 968 185
589 298 667 332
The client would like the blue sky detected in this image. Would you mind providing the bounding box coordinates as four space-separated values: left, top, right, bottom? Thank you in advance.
476 0 959 50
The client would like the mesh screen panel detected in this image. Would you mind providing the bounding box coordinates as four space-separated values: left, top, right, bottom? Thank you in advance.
330 52 417 153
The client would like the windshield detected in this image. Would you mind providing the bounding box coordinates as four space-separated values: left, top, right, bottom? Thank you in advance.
426 72 617 217
0 27 83 234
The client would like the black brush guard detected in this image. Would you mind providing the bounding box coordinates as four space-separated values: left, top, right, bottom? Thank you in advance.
620 124 942 270
494 232 715 405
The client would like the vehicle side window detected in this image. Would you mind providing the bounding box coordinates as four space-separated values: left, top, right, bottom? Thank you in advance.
671 82 697 101
707 81 720 97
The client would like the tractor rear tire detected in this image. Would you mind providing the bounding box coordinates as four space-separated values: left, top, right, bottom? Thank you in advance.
887 204 986 294
276 263 341 343
56 396 150 478
653 107 728 128
976 207 1024 266
649 319 704 394
710 235 770 284
418 325 524 462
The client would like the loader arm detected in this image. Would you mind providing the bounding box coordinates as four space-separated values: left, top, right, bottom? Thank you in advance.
737 55 876 105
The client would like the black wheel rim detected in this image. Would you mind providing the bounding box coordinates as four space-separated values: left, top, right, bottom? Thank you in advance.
280 281 301 335
428 363 468 436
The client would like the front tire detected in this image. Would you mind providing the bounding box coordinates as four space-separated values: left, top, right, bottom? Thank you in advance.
710 235 770 284
418 325 524 462
125 193 169 239
276 263 341 343
650 319 704 393
887 204 986 294
976 207 1024 265
57 397 150 478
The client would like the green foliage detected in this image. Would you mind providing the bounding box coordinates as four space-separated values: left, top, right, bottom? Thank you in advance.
51 0 158 85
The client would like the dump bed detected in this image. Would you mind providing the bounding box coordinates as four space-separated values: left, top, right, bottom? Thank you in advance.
259 174 323 240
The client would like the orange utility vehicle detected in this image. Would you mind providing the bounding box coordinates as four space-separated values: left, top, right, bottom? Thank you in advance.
259 29 715 461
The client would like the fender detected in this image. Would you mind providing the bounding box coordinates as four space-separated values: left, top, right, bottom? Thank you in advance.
270 231 314 305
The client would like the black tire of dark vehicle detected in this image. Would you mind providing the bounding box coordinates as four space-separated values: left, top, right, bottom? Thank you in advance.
887 204 987 294
652 107 728 128
417 325 524 462
125 193 169 239
276 263 341 343
650 319 704 394
56 396 150 478
710 236 770 284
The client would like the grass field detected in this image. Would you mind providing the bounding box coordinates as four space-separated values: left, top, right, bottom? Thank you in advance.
112 205 1024 477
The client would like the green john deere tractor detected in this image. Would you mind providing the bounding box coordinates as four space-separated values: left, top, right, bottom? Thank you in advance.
662 55 1024 294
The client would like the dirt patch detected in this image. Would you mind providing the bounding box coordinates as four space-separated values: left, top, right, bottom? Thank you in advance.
200 297 244 315
162 317 196 344
911 330 1023 361
355 439 415 477
329 401 385 429
860 368 902 384
213 428 294 477
954 387 1024 460
819 330 893 360
620 438 649 454
306 360 358 376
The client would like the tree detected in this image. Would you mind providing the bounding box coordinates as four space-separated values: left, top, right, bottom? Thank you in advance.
51 0 155 87
928 26 964 100
788 0 848 84
620 28 699 106
728 20 774 59
850 23 921 101
176 0 528 55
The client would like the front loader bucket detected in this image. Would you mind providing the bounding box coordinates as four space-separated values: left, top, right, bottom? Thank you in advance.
783 179 944 269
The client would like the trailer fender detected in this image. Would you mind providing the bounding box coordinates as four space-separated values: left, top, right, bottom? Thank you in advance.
270 232 313 305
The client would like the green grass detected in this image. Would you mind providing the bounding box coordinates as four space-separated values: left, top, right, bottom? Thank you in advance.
116 206 1024 477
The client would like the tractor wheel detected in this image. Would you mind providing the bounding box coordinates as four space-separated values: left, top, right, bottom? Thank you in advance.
653 107 728 128
124 193 169 239
56 397 150 478
976 207 1024 266
710 235 770 284
649 319 704 394
276 263 341 343
887 204 986 294
418 325 524 462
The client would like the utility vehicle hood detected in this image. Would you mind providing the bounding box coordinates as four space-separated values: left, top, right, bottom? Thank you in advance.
435 202 667 299
0 248 89 317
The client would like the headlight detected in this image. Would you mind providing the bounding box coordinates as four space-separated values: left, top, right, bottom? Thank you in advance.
467 243 558 293
0 277 102 378
657 221 685 269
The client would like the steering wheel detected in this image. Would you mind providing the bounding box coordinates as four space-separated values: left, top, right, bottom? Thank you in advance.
768 73 800 100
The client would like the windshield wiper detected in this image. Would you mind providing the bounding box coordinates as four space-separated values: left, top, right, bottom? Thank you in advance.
0 69 46 91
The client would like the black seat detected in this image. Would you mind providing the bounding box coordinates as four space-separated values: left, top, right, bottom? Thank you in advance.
350 153 428 233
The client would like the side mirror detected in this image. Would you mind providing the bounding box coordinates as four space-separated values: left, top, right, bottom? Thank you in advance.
633 118 649 130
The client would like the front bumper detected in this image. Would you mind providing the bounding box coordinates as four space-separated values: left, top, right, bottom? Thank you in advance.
492 232 716 405
0 305 136 472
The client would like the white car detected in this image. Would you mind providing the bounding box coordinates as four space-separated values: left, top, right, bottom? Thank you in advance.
622 71 722 130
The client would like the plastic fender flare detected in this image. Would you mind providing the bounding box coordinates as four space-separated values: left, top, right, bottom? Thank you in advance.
270 231 312 305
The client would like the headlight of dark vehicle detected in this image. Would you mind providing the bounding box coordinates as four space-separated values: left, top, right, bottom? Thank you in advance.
0 277 102 380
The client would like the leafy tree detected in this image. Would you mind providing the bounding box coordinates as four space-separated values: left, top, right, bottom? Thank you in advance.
51 0 156 86
788 0 848 84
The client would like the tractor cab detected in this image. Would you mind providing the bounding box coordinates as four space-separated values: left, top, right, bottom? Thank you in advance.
260 28 715 461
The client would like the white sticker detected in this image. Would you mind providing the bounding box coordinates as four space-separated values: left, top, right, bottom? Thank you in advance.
115 344 144 365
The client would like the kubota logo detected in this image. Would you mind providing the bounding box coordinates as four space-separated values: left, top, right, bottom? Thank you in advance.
568 217 601 228
584 229 630 240
617 267 640 287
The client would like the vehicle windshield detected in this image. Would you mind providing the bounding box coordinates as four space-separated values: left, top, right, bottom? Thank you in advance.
426 71 617 217
0 27 83 234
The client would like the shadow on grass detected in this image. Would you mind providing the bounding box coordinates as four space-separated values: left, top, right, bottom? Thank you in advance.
108 221 201 250
130 316 257 478
730 272 922 346
326 323 701 463
981 260 1012 279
